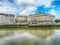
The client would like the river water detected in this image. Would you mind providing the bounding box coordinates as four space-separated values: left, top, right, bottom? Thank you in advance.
0 27 60 45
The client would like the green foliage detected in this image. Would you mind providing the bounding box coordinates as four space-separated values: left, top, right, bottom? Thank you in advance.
55 19 60 23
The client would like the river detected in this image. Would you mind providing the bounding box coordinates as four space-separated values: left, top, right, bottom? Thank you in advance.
0 27 60 45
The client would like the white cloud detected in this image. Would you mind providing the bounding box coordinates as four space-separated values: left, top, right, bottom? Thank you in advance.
35 0 52 7
49 9 56 15
0 0 54 16
14 0 54 7
0 1 18 15
13 0 54 15
43 0 54 8
0 0 36 16
20 6 37 16
14 0 35 6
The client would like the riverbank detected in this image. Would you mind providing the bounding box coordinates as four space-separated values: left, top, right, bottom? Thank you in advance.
0 24 60 28
28 24 60 27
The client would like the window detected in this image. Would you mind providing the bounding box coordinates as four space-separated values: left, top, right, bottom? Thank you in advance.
30 20 38 24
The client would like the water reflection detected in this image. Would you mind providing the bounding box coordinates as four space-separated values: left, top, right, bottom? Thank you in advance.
0 27 60 45
0 30 14 38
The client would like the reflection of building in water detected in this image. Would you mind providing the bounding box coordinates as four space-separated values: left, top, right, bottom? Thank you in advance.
0 30 14 37
16 13 55 24
0 13 15 24
13 30 54 38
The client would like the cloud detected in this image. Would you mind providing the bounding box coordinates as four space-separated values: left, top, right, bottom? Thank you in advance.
20 6 37 16
35 0 53 8
49 9 56 15
14 0 54 7
14 0 35 6
0 1 18 15
13 0 54 15
0 0 54 16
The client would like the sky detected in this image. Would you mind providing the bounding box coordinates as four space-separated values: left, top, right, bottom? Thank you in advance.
0 0 60 19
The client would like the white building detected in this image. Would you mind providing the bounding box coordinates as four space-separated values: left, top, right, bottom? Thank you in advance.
0 13 15 24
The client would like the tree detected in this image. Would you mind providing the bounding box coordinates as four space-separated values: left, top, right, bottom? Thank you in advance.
55 19 60 23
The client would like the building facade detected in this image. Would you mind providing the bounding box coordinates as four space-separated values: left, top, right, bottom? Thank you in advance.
0 13 15 24
16 13 55 24
16 16 28 24
28 13 55 24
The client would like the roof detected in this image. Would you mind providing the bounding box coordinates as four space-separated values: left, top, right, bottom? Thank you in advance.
29 13 55 17
0 13 15 16
17 15 27 17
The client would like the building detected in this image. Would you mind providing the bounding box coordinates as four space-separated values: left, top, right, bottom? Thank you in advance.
0 13 15 24
28 13 55 24
16 13 55 24
16 16 28 24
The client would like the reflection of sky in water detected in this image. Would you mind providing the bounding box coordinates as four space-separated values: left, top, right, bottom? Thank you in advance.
53 30 60 37
54 30 60 35
52 30 60 41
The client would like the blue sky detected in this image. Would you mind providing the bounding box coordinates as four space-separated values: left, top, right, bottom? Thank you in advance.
0 0 60 19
